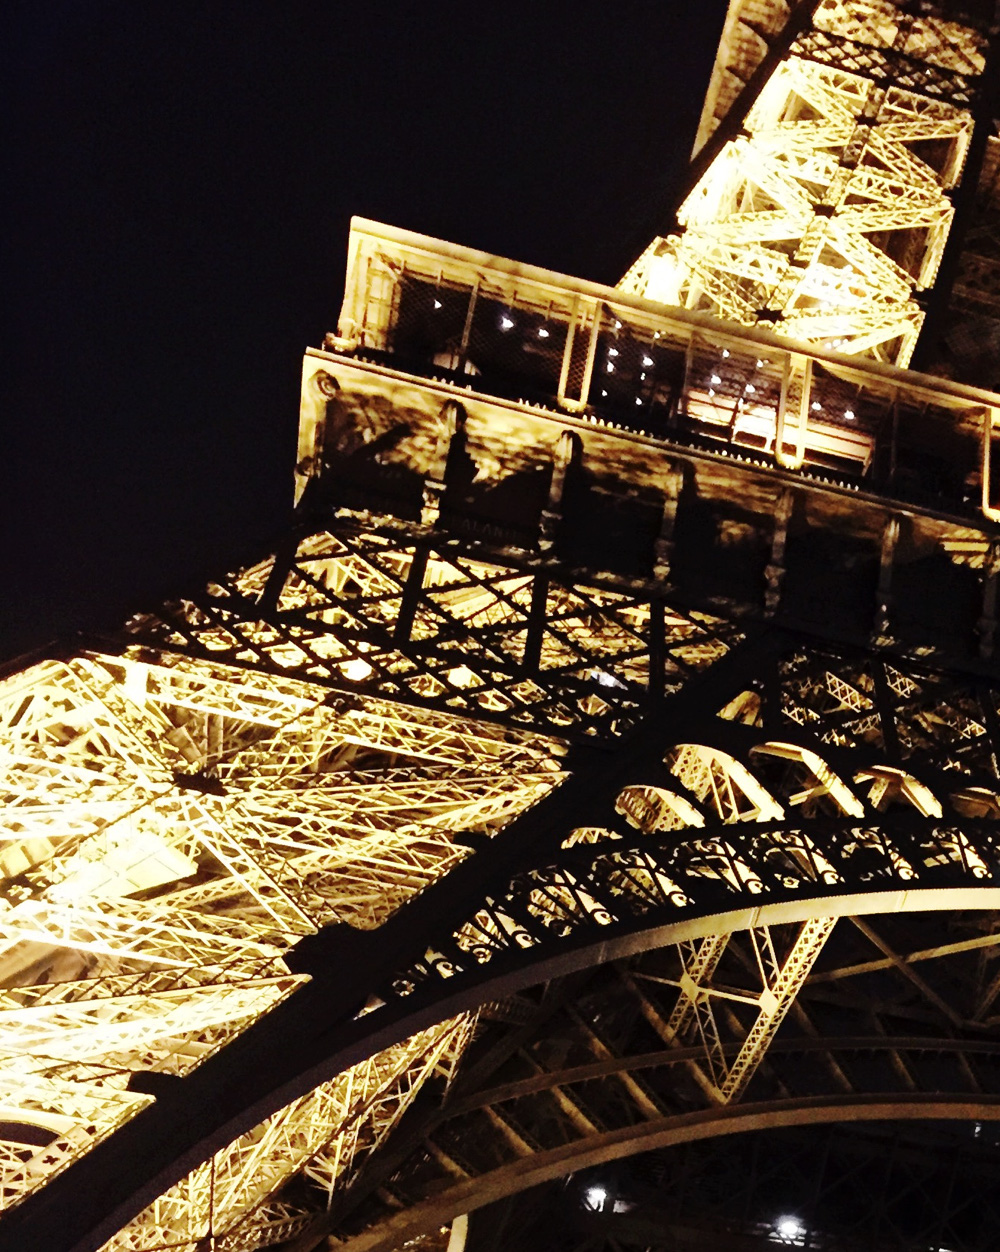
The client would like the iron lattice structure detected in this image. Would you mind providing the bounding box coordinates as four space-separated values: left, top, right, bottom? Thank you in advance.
621 0 991 366
7 2 1000 1250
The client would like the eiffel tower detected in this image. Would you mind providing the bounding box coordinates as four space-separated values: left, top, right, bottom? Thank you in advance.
8 3 1000 1250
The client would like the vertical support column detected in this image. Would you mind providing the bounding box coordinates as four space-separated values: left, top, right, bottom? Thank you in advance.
763 488 795 617
556 299 601 413
422 401 466 527
540 431 580 554
653 464 685 584
648 598 665 705
522 574 549 674
775 356 810 470
393 546 430 646
978 539 1000 659
872 514 900 646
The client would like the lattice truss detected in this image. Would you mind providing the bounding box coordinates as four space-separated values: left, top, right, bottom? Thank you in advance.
0 641 554 1236
621 0 989 365
127 513 739 741
0 513 740 1244
393 644 1000 994
329 911 1000 1252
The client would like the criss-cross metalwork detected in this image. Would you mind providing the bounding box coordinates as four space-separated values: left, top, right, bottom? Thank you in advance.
6 3 1000 1251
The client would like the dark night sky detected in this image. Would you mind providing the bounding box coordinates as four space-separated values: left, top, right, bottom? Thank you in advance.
5 1 724 661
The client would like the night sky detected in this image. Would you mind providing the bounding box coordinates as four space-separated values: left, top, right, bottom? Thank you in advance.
5 1 724 661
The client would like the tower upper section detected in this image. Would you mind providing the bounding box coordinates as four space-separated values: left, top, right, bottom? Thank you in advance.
621 0 994 367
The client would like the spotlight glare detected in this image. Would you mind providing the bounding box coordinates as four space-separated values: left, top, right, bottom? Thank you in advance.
775 1215 804 1242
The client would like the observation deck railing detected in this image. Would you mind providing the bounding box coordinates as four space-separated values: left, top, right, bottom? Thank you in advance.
329 218 1000 524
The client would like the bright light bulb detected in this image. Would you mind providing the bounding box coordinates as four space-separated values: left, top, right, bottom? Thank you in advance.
500 315 514 330
710 374 722 385
721 348 730 358
606 362 615 373
708 388 715 397
341 658 373 682
447 664 475 688
745 383 755 394
587 1186 607 1207
635 397 642 405
537 327 550 338
608 347 619 357
812 401 821 412
614 320 622 329
433 299 442 310
642 355 653 367
844 409 855 420
775 1216 804 1241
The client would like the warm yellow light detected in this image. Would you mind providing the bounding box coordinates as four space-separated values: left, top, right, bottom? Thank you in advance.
447 664 475 688
341 658 373 681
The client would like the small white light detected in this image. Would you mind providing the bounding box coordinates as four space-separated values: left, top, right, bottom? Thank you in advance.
608 347 619 357
606 362 615 373
586 1186 607 1207
756 358 765 367
653 331 661 338
775 1216 804 1242
710 374 722 385
745 383 756 394
642 355 653 367
635 397 643 406
640 372 646 380
538 327 550 338
844 409 855 420
433 299 442 310
500 315 514 330
601 389 608 396
721 348 730 358
614 320 622 329
447 664 475 688
811 401 821 412
708 388 715 397
341 658 373 682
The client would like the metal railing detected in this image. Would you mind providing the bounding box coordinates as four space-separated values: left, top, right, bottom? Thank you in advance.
333 219 1000 521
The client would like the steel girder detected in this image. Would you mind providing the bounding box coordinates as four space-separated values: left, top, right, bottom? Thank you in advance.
6 562 1000 1250
620 0 996 366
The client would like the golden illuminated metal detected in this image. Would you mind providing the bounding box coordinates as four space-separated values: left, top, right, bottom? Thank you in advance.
621 0 988 365
5 3 1000 1250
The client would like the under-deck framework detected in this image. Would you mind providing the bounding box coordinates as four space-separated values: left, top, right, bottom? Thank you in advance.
7 3 1000 1251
